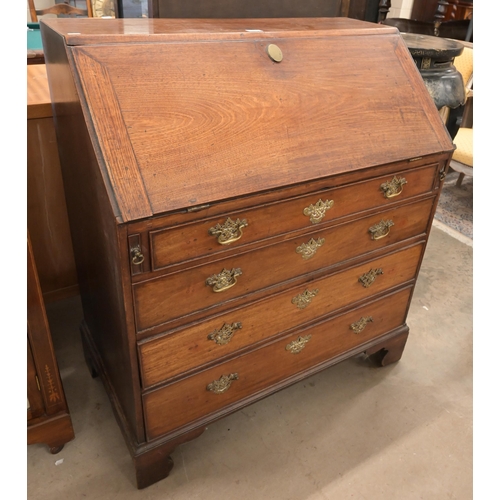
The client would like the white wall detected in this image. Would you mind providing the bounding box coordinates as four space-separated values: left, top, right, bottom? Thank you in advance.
387 0 415 19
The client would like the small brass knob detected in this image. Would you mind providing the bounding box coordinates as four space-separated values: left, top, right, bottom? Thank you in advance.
266 44 283 63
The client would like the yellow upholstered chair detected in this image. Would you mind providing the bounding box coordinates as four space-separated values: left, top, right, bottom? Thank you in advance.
450 127 473 187
446 42 473 187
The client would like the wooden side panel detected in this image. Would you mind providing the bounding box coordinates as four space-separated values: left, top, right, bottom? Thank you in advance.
40 24 146 443
27 116 79 301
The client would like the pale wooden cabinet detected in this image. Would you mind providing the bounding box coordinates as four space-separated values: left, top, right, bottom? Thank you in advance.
41 17 454 488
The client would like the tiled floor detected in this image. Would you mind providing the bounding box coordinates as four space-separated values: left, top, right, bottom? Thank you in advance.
27 224 473 499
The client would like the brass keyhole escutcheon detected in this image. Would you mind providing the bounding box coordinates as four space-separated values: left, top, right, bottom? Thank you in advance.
266 44 283 63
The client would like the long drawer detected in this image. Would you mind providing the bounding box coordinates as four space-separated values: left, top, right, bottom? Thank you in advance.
133 197 433 332
149 164 438 271
143 286 412 440
138 243 424 387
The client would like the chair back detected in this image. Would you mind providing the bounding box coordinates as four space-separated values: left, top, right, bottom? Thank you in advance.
28 0 93 22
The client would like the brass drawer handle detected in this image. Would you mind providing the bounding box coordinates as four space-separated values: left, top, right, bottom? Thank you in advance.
380 176 407 198
350 316 373 334
303 199 334 224
368 219 394 240
296 237 325 260
207 322 242 345
206 268 242 293
292 288 319 309
358 268 383 288
207 373 239 394
286 334 312 354
130 246 144 265
209 217 248 245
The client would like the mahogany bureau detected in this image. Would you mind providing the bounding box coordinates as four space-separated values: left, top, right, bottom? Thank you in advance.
40 17 454 489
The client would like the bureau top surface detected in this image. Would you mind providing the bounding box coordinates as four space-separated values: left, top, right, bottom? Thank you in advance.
41 18 453 223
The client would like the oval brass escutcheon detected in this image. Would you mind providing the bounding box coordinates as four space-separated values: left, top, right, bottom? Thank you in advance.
207 322 242 345
350 316 373 334
303 199 334 224
205 268 242 292
206 373 239 394
266 43 283 62
358 268 383 288
209 217 248 245
296 237 325 260
292 288 319 309
285 334 312 354
368 219 394 240
380 176 407 198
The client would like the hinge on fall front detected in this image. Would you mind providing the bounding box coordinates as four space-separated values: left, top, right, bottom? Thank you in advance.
35 375 41 391
439 169 447 181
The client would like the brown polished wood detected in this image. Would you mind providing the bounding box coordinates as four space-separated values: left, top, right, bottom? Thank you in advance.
40 17 454 489
27 65 79 302
27 233 75 453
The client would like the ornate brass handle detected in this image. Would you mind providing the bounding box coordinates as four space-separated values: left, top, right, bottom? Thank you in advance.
292 288 319 310
206 268 242 292
380 176 407 198
209 217 248 245
368 219 394 240
286 334 312 354
350 316 373 334
358 268 383 288
206 373 239 394
296 237 325 260
207 322 242 345
130 247 144 265
303 199 334 224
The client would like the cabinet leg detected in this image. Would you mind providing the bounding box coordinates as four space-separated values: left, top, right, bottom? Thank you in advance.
134 427 205 489
49 444 64 454
365 329 409 366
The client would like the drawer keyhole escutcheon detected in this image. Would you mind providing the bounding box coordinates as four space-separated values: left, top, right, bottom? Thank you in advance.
369 219 394 240
303 199 334 224
358 268 384 288
380 176 407 198
207 322 242 345
350 316 373 334
130 246 144 265
286 334 312 354
209 217 248 245
292 288 319 309
206 373 239 394
296 237 325 260
206 268 242 292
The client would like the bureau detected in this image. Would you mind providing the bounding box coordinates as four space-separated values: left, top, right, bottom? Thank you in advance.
40 17 454 489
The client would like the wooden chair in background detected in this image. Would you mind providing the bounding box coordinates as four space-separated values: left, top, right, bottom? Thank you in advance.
28 0 93 22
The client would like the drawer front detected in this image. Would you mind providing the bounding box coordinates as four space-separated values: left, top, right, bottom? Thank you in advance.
139 243 424 387
143 286 412 440
134 197 433 332
150 164 437 270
